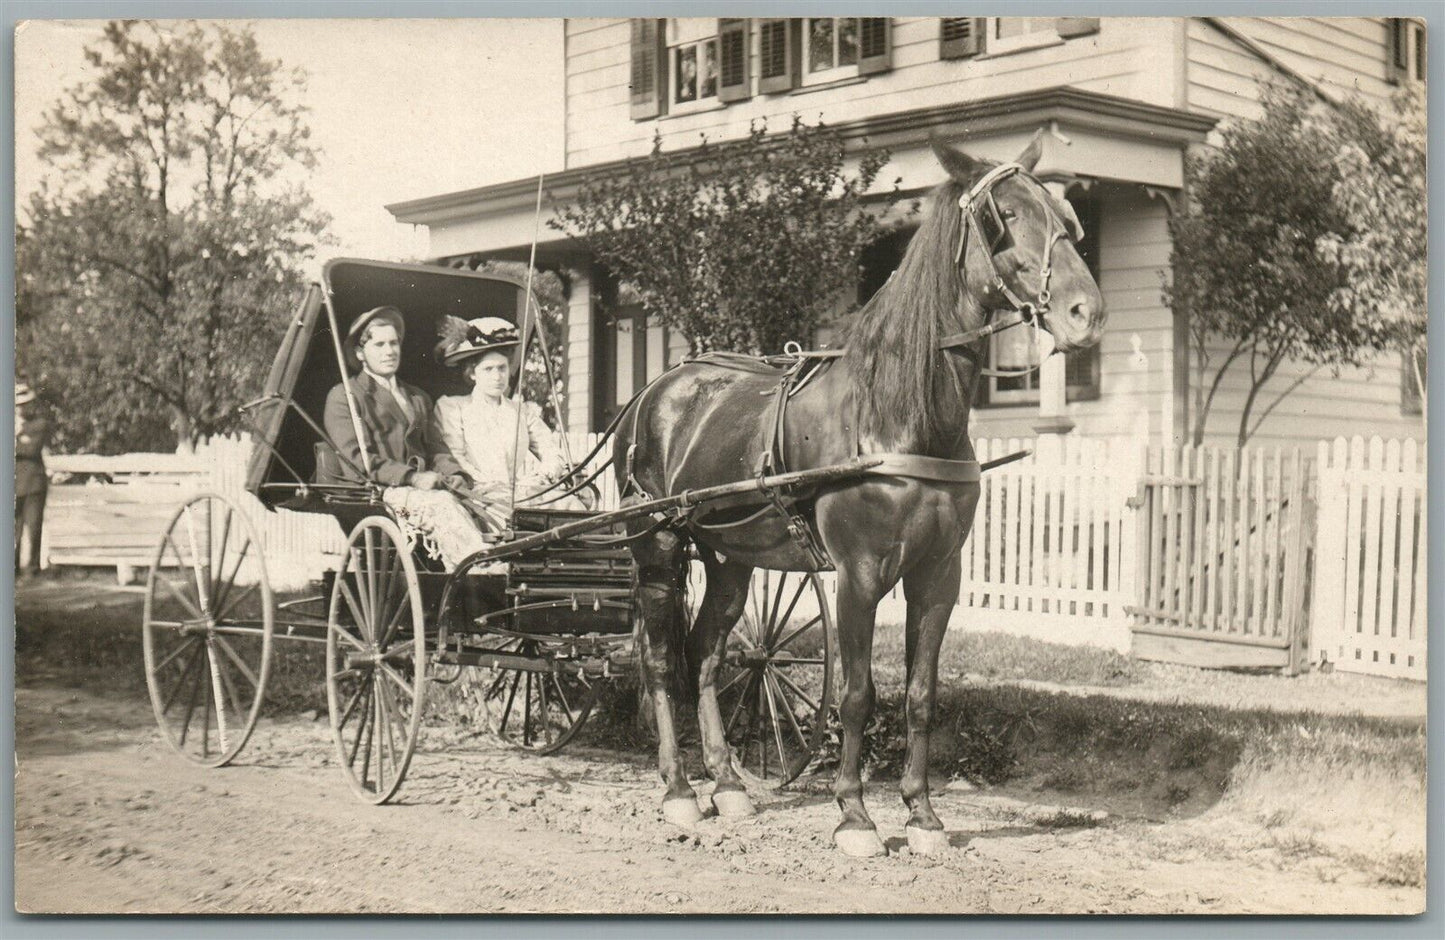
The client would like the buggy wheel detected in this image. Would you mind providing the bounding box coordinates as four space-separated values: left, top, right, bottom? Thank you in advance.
326 516 426 804
472 636 599 754
716 570 836 788
142 493 274 768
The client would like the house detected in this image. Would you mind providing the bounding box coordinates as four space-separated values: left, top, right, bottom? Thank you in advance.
387 16 1427 446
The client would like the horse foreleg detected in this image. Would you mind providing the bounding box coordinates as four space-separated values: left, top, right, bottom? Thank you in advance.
688 554 755 817
832 573 887 857
898 552 963 855
634 531 700 827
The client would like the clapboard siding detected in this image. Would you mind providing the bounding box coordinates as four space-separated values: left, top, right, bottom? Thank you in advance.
1185 17 1395 124
565 17 1180 169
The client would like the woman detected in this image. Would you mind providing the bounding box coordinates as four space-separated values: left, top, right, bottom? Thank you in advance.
432 316 569 529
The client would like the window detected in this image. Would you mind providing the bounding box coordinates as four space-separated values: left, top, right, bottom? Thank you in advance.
1402 344 1426 415
668 20 718 108
940 16 1098 60
981 186 1103 406
1388 18 1426 84
805 17 860 79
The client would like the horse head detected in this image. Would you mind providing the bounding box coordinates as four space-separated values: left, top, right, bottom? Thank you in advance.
931 134 1106 354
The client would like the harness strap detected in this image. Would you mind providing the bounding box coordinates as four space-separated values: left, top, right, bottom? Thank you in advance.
863 454 981 483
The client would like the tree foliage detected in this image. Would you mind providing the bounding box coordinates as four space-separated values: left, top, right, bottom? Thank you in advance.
15 21 329 453
553 117 905 355
1168 81 1411 446
1316 87 1427 415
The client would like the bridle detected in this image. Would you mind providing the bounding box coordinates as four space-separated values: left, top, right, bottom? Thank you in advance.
936 162 1082 377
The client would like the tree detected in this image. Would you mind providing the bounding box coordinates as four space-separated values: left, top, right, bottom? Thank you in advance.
15 21 329 453
1316 87 1427 422
553 117 906 356
1167 81 1399 447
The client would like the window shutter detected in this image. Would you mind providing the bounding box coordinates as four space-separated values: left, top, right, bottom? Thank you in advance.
758 18 795 94
629 18 666 120
1386 18 1408 84
1056 17 1101 39
718 18 752 102
940 18 985 59
858 18 892 75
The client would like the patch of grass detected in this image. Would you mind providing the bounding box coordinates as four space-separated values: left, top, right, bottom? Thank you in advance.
875 626 1142 689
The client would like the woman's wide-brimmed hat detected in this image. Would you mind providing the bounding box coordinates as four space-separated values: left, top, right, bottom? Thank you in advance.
15 382 36 405
435 316 521 367
345 306 406 362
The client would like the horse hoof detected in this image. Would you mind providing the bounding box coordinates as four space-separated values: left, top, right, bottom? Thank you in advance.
662 797 704 828
711 790 755 818
834 827 888 858
906 826 950 856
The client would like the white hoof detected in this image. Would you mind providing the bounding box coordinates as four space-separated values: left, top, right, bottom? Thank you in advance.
834 827 888 858
662 797 704 828
711 789 756 818
906 826 950 855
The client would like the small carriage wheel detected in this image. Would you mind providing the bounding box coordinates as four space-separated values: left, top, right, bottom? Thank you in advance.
471 634 601 755
715 570 836 789
142 493 274 768
326 516 427 804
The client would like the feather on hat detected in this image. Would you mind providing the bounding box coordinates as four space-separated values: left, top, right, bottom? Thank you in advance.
435 316 520 367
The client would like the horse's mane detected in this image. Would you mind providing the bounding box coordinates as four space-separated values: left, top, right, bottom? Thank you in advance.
842 176 984 450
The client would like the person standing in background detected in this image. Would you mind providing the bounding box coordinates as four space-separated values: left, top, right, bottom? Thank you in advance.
15 381 50 580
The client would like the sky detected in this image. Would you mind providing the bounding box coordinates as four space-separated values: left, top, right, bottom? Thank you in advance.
14 18 566 269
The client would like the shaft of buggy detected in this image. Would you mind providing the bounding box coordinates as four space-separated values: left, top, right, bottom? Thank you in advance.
459 457 888 565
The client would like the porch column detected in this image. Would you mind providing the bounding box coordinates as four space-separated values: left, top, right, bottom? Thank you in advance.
1032 181 1075 437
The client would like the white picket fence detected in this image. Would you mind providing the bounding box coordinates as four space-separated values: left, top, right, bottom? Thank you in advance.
37 429 1428 681
1311 437 1427 681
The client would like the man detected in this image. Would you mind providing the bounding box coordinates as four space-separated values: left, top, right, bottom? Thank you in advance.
322 306 486 566
14 381 49 580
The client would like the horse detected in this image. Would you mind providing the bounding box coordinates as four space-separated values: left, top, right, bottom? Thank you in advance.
612 135 1106 857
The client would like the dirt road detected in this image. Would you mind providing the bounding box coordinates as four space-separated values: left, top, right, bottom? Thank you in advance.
14 682 1419 915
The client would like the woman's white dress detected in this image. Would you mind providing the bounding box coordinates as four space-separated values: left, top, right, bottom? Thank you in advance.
433 391 565 527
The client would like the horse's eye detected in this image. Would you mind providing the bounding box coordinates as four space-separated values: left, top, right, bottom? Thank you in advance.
999 208 1016 221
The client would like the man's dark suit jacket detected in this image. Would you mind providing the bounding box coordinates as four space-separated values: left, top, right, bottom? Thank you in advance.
321 372 462 486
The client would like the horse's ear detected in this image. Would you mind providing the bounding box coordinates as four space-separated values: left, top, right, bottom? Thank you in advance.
930 136 983 185
1015 130 1044 173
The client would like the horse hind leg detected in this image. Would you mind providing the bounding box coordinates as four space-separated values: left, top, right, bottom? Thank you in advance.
633 527 702 827
686 551 756 818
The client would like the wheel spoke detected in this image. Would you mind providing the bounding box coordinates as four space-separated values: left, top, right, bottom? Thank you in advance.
379 598 411 651
761 669 790 773
766 671 810 750
213 641 248 729
215 581 259 625
211 634 259 689
148 620 188 631
718 665 751 698
200 652 214 756
161 641 204 714
538 668 552 745
337 579 369 641
177 646 207 745
726 671 760 737
550 674 574 716
374 674 390 793
156 572 205 622
153 635 199 676
769 578 810 647
181 511 212 614
212 537 254 618
378 661 417 703
522 672 534 746
772 614 823 656
763 573 788 644
332 626 368 653
348 677 374 767
770 669 821 715
363 528 379 630
338 676 367 731
498 671 522 735
209 506 234 603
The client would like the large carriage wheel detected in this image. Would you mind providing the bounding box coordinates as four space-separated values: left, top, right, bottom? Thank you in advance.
326 516 427 804
142 493 274 768
716 570 836 788
471 634 601 754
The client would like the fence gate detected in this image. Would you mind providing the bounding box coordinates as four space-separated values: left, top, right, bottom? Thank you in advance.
1128 444 1311 673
